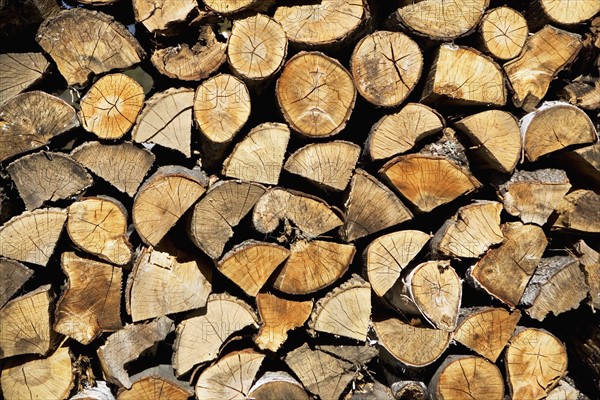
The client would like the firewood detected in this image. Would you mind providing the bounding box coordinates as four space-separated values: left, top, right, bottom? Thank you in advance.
132 88 194 157
0 52 49 105
505 327 568 399
547 379 588 400
284 140 361 191
132 0 197 35
222 122 290 185
217 240 290 296
195 349 265 400
521 102 597 161
0 345 73 400
36 9 145 86
521 256 589 321
428 355 505 400
350 31 423 108
132 166 206 246
560 76 600 110
569 322 600 392
469 222 547 308
421 44 506 106
390 381 428 400
318 343 378 366
188 180 266 259
126 245 212 322
309 274 371 341
276 51 356 138
0 208 67 267
254 292 313 352
560 141 600 186
0 258 32 307
575 240 600 311
364 230 430 297
454 110 521 173
98 316 175 388
431 201 504 259
479 7 528 60
117 365 193 400
54 252 123 344
79 73 144 140
553 190 600 233
347 381 395 400
248 371 310 400
173 293 258 376
72 381 115 400
529 0 600 26
71 141 155 197
0 91 79 163
0 285 54 358
365 103 444 162
341 169 413 241
203 0 268 15
373 317 451 368
504 26 583 110
454 307 521 362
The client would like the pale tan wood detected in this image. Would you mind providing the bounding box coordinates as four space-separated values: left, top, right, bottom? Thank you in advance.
480 7 528 60
535 0 600 25
117 365 193 400
0 258 32 307
72 381 115 400
318 343 378 367
553 190 600 233
575 240 600 310
203 0 261 14
547 379 586 400
36 9 145 86
132 0 197 34
248 371 310 400
54 252 123 345
0 52 49 105
348 381 396 400
560 76 600 110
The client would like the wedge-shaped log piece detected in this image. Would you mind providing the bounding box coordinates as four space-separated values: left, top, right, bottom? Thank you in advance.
0 208 66 266
273 240 355 294
0 285 54 359
67 197 132 265
317 343 378 367
36 9 145 86
98 316 174 389
469 222 547 308
203 0 264 15
133 166 206 246
285 141 360 191
0 259 32 308
381 155 481 213
218 240 290 296
422 44 505 106
364 230 430 297
249 372 310 400
504 26 582 110
71 141 155 197
479 7 528 60
560 76 600 110
366 103 444 162
255 293 312 352
126 246 212 322
505 328 567 399
132 88 194 157
118 365 193 400
559 141 600 187
575 240 600 310
498 169 571 226
173 294 258 376
431 201 504 259
0 91 79 163
342 169 413 241
0 53 49 105
553 190 600 233
54 253 122 345
223 122 290 185
454 307 521 362
533 0 600 26
132 0 197 34
196 350 265 400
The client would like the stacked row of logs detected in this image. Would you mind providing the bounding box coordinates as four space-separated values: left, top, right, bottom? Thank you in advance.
1 0 599 399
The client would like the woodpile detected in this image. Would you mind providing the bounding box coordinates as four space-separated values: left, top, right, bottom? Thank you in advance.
1 0 600 399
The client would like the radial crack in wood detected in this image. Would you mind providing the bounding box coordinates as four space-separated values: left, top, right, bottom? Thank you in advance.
480 7 528 60
117 365 193 400
248 371 310 400
553 189 600 233
0 52 49 105
132 0 197 35
533 0 600 26
0 258 33 308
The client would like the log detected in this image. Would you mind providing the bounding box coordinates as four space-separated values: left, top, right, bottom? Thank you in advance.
575 240 600 311
54 252 123 345
347 381 395 400
559 142 600 187
318 343 378 367
389 381 428 400
117 365 193 400
547 379 589 400
529 0 600 26
72 381 115 400
350 31 423 108
203 0 267 15
560 76 600 110
553 190 600 233
569 321 600 392
248 372 310 400
479 7 528 60
132 0 197 35
0 258 33 308
0 52 49 105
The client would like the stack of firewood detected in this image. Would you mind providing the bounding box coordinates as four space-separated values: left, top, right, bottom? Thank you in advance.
0 0 599 399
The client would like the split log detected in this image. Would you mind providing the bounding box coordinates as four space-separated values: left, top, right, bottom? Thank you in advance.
341 169 413 242
36 9 145 86
254 292 313 352
390 381 428 400
347 381 395 400
547 379 588 400
317 343 378 367
132 166 206 246
454 307 521 362
0 91 79 163
276 51 356 138
203 0 267 15
529 0 600 26
553 190 600 233
188 180 266 259
222 122 290 185
468 222 547 308
0 258 33 307
0 52 49 105
126 245 212 322
504 26 583 110
79 73 144 139
428 355 504 400
560 76 600 110
365 103 444 162
132 0 197 35
72 381 115 400
284 141 361 191
505 327 568 399
421 44 506 106
364 230 430 297
479 7 528 60
132 88 194 157
54 252 123 344
71 141 155 197
575 240 600 310
173 294 258 376
248 372 310 400
117 365 193 400
0 208 67 267
559 142 600 186
350 31 423 108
